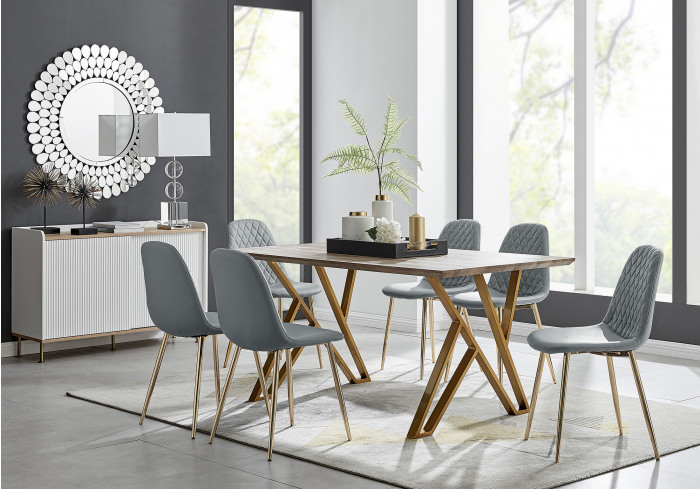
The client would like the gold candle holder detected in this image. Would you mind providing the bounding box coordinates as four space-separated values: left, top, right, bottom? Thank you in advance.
408 213 426 250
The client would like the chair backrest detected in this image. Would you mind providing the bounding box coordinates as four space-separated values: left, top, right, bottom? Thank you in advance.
602 245 663 346
211 248 292 351
227 219 285 285
141 241 210 337
434 219 481 288
489 223 550 297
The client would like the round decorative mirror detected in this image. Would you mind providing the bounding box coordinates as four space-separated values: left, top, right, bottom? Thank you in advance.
26 44 164 198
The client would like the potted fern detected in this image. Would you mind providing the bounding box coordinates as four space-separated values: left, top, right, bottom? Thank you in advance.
321 95 422 221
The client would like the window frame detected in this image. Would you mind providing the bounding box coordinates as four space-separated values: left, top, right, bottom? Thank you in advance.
227 0 312 282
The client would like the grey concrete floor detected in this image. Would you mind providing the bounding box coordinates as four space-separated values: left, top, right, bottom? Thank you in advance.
2 323 700 489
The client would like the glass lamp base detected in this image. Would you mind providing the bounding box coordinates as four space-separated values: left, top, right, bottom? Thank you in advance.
159 201 190 229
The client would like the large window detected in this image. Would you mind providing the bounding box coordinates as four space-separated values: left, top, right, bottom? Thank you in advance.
508 0 672 296
230 1 310 282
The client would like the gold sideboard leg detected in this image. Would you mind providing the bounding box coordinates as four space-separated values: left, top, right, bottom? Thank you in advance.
111 335 116 350
17 337 21 358
39 342 44 363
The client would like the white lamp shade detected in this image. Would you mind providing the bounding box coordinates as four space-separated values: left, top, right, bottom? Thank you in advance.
137 113 211 157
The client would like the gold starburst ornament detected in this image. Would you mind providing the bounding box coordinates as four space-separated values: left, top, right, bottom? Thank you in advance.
23 167 65 234
68 175 102 235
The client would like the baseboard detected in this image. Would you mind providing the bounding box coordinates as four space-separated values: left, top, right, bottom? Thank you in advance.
1 330 164 358
314 307 700 362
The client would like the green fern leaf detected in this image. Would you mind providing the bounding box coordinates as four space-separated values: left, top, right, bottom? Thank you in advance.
339 99 368 137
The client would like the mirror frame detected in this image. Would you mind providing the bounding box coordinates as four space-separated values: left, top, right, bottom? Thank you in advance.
26 44 165 199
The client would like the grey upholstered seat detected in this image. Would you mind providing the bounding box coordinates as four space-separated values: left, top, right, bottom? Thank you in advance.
228 219 323 299
226 219 324 368
380 219 480 378
524 245 664 463
139 241 222 439
450 223 556 385
208 248 351 460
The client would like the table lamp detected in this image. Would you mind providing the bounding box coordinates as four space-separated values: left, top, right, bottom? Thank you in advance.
137 113 211 229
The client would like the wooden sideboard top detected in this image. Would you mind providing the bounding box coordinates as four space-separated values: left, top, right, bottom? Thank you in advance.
43 227 206 241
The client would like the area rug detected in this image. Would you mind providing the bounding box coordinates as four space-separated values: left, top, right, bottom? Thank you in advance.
67 354 700 489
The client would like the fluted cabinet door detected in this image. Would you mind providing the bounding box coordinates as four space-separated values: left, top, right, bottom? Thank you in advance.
11 224 208 342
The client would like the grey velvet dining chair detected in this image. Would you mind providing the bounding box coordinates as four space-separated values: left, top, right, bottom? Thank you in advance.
139 241 222 439
450 223 557 385
380 219 480 379
524 245 664 463
208 248 351 460
224 219 324 369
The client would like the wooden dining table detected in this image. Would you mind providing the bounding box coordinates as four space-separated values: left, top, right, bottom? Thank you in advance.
237 242 574 439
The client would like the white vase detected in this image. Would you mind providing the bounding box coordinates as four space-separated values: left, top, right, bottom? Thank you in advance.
342 212 375 241
372 195 393 221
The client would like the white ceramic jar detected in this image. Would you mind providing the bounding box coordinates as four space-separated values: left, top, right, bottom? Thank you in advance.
371 194 393 221
342 212 375 241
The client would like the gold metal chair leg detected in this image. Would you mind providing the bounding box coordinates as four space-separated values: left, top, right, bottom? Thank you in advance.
555 352 571 463
278 297 284 320
524 352 545 440
629 351 660 459
310 297 323 369
212 335 221 405
140 333 169 425
111 335 116 350
497 307 503 383
327 343 352 440
223 341 233 368
192 336 205 439
429 298 436 363
531 304 556 383
268 350 281 461
381 297 394 370
420 299 427 380
605 355 623 436
286 348 294 426
254 351 271 417
16 337 21 358
209 345 241 443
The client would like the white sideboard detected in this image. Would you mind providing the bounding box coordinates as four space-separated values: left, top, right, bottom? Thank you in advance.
11 222 208 362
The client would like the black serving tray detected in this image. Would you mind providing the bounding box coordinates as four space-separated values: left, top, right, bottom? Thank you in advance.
327 238 447 259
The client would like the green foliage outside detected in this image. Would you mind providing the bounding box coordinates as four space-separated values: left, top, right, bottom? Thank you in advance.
509 0 672 293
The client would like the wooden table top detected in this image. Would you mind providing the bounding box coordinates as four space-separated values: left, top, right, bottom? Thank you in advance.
237 243 574 278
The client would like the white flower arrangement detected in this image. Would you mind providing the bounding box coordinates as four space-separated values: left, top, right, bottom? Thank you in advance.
369 217 403 244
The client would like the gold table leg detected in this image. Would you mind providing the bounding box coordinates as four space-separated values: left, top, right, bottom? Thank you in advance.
249 264 370 403
407 273 527 439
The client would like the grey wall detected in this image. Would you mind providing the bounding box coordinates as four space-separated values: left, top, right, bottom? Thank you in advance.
311 0 421 323
1 0 229 342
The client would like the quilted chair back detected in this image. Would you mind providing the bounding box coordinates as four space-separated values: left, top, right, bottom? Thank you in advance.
227 219 285 285
602 245 663 348
489 223 549 297
434 219 481 288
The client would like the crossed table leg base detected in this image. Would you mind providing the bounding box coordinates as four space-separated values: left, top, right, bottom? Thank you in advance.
248 263 370 403
407 271 530 438
247 263 531 440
